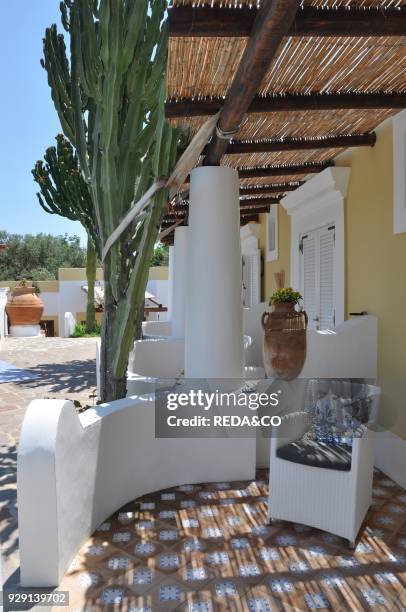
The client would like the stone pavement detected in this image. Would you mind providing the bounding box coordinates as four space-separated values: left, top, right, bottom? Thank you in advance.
0 336 97 591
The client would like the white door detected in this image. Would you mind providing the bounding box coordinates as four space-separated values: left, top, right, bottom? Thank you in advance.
300 224 335 330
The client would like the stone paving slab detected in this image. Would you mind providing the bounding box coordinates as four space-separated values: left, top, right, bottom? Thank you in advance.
0 336 98 597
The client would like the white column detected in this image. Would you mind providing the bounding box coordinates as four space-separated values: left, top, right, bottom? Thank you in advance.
171 226 188 338
185 166 244 379
166 245 174 321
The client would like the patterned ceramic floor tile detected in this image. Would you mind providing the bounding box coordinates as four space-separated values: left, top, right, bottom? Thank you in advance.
55 469 405 611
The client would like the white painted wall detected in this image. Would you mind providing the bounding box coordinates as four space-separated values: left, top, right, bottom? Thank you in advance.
146 279 169 315
58 280 89 330
17 397 256 586
41 292 59 318
0 287 9 342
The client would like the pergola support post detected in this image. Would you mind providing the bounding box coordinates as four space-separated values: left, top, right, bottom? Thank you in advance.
185 166 244 378
171 226 188 338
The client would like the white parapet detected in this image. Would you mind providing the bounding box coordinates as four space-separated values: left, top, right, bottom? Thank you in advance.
300 315 378 380
185 166 244 379
17 397 255 586
141 320 172 338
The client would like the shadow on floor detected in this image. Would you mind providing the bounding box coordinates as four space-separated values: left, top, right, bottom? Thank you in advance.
16 358 96 395
0 443 18 562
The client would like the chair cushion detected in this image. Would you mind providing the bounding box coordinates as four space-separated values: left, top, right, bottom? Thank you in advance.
276 438 352 471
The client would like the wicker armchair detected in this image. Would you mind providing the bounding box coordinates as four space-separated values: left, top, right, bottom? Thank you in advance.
267 381 380 547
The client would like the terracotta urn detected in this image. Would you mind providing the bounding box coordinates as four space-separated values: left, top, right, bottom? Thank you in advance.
261 302 307 380
6 286 44 326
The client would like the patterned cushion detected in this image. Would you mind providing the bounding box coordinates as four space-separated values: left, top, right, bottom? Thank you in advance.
276 438 352 471
304 381 373 445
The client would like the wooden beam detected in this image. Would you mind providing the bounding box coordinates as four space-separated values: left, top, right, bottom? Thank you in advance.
225 132 376 154
240 182 302 195
241 214 259 224
169 196 279 211
203 0 301 166
238 161 333 179
240 197 279 208
168 6 406 38
166 94 406 118
240 206 271 215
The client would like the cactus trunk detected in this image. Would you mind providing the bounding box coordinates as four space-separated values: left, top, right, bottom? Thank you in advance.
41 0 184 401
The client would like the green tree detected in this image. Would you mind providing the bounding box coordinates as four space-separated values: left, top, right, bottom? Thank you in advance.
32 134 97 332
0 231 86 281
150 243 169 267
42 0 184 401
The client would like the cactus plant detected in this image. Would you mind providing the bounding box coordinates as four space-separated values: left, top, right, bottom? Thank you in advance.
41 0 184 400
32 134 98 332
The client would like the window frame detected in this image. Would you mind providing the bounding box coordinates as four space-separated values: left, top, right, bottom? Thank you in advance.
393 109 406 235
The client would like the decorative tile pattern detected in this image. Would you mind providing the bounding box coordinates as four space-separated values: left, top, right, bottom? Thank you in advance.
56 469 405 611
133 569 153 585
158 553 180 569
159 584 182 601
184 566 208 581
215 581 238 597
247 597 272 612
304 592 330 609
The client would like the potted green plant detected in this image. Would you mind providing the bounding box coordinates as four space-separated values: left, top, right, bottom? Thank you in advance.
269 287 302 313
261 287 307 380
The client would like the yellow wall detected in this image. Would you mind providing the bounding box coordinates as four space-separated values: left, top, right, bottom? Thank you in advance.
149 266 169 281
76 311 103 325
259 206 291 302
0 280 58 292
58 267 104 281
259 117 406 437
336 119 406 437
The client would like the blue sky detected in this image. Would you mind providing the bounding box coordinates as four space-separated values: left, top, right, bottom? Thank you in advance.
0 2 87 245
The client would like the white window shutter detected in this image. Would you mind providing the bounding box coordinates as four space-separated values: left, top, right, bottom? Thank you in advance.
319 226 335 330
242 250 261 307
301 234 318 329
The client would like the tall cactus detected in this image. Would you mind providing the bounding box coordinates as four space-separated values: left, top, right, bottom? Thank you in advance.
41 0 183 400
32 134 97 332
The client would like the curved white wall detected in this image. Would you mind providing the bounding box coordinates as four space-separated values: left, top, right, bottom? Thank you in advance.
18 397 256 587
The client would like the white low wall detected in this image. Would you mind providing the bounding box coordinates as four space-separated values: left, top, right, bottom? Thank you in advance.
142 320 172 337
18 397 256 587
63 312 76 338
129 338 185 378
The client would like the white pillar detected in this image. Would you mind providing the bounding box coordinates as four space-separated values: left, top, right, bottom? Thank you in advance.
171 226 188 338
185 166 244 379
166 245 174 321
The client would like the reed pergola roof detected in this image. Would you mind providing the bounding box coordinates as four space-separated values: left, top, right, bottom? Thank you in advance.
161 0 406 242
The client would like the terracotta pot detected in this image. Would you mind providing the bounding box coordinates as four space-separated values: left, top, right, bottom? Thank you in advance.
262 302 307 380
6 287 44 326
